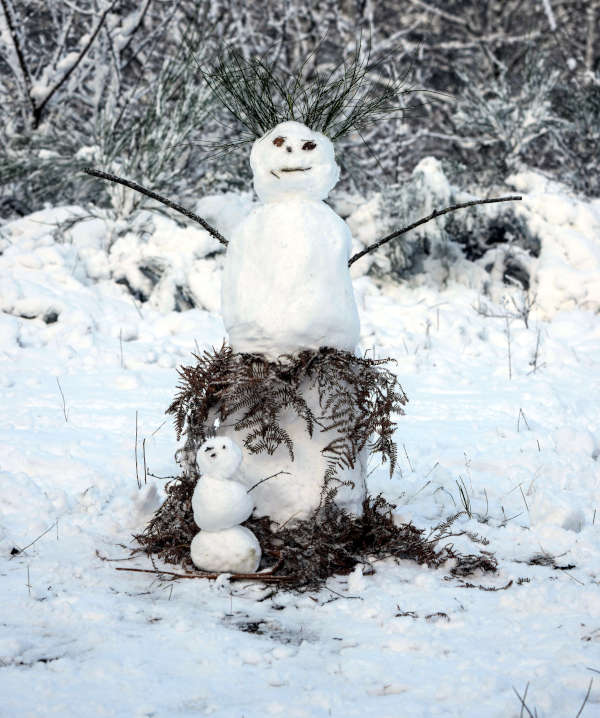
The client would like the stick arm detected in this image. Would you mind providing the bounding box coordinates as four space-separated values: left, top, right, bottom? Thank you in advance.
83 168 228 246
348 195 522 268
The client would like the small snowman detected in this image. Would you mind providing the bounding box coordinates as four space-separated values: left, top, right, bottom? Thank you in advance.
190 437 261 574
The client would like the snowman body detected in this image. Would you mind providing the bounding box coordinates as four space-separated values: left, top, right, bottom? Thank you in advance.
222 198 359 357
192 476 254 531
219 121 366 525
190 437 261 573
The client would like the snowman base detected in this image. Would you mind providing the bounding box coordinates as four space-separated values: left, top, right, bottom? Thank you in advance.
190 526 261 574
168 344 408 524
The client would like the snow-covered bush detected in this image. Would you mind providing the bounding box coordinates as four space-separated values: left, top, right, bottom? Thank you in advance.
447 58 562 181
548 82 600 197
349 158 540 294
347 156 600 319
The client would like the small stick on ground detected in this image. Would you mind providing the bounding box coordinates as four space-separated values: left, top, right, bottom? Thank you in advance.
529 328 541 373
130 295 143 319
115 566 292 583
403 443 414 472
513 683 535 718
56 377 69 422
517 408 530 432
575 679 593 718
142 437 148 485
11 520 58 556
424 461 439 479
519 485 529 514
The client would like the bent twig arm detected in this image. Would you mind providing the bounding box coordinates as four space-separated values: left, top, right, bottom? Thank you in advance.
348 195 522 268
83 168 228 246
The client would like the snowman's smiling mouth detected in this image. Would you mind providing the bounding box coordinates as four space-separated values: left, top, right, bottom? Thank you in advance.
270 167 312 179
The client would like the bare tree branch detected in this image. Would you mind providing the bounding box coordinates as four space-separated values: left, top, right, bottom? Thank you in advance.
348 196 522 267
83 168 228 246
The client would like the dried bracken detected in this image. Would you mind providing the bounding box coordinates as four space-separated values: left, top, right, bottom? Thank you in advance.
134 481 497 591
133 344 496 591
167 344 407 483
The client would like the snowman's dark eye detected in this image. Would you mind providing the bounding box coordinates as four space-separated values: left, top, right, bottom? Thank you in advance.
204 446 213 452
302 141 316 151
222 444 226 449
273 137 285 147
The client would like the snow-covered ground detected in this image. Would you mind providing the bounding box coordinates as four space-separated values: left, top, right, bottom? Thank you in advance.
1 171 599 717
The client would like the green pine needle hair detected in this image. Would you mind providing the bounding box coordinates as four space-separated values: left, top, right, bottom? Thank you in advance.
198 37 415 145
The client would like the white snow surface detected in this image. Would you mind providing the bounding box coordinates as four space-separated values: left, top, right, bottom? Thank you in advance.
1 176 600 716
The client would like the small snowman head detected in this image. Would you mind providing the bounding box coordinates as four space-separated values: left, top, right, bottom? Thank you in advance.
196 436 242 480
250 120 340 203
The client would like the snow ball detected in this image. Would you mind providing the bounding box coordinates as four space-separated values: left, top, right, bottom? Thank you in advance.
192 476 254 531
347 564 367 593
196 437 242 479
190 526 261 573
250 121 339 203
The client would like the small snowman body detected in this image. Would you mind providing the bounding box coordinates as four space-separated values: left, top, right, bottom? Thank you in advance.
190 437 261 573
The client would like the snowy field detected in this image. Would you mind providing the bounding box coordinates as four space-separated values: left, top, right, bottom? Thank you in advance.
1 168 600 717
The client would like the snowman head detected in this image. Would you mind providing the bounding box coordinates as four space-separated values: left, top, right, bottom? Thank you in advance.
196 436 242 480
250 120 340 203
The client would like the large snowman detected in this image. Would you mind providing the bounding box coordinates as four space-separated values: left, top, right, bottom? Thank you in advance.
219 120 366 525
221 120 360 357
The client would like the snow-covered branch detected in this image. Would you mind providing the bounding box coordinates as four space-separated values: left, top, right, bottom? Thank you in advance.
30 0 117 128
